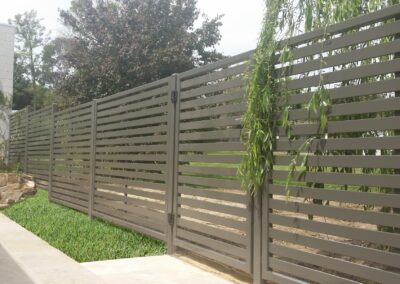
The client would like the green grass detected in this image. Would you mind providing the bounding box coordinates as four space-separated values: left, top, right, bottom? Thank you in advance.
1 189 166 262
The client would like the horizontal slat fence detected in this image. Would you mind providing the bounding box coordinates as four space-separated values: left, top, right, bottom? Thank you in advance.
6 5 400 284
8 108 28 169
263 5 400 284
50 102 93 212
26 106 52 189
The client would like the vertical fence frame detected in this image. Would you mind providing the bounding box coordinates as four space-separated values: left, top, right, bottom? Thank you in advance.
88 99 98 219
166 73 179 253
23 106 30 173
48 104 57 201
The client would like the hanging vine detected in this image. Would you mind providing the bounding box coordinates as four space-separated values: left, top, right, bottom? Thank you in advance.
239 0 399 194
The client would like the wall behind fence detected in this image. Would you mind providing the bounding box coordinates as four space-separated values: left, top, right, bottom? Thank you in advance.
7 5 400 284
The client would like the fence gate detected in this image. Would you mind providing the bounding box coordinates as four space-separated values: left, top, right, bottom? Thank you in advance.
172 51 253 273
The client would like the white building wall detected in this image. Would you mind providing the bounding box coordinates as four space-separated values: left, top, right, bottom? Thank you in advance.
0 23 14 99
0 23 14 149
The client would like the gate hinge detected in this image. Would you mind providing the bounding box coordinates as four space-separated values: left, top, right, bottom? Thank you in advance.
168 213 175 225
171 90 178 104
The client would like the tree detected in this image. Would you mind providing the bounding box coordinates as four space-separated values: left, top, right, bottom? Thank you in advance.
56 0 223 104
9 10 52 110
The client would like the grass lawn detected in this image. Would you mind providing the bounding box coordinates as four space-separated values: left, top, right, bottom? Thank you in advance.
0 189 166 262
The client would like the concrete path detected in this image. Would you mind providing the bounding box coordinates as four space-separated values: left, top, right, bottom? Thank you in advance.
0 213 105 284
0 213 234 284
82 255 234 284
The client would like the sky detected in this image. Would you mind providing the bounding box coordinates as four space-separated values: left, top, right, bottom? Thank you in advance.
0 0 264 56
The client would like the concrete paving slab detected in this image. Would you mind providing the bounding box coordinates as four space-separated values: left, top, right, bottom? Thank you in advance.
0 245 35 284
82 255 234 284
0 213 105 284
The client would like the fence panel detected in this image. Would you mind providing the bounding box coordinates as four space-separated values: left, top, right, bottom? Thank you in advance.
263 5 400 284
50 102 93 213
8 108 28 169
92 78 171 241
174 51 253 273
25 106 52 189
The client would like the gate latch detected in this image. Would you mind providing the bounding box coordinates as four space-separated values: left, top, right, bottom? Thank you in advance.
171 90 178 104
168 213 175 225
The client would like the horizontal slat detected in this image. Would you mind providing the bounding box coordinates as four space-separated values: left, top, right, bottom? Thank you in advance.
289 96 400 121
177 228 246 259
285 19 400 62
280 78 400 107
178 175 240 189
97 94 168 118
180 91 243 110
273 169 400 189
93 203 164 234
268 258 360 284
270 228 400 269
96 125 167 139
177 218 246 245
96 161 166 171
175 239 248 273
95 175 166 191
179 154 242 164
95 184 164 201
179 165 237 177
270 244 400 283
97 105 167 125
179 50 252 79
178 207 246 230
95 191 165 210
178 186 246 204
278 38 400 77
92 210 165 241
278 3 400 48
179 129 241 142
96 169 166 182
179 142 244 152
279 116 400 136
270 198 400 227
96 115 167 132
96 154 166 162
179 117 242 131
276 136 400 151
180 103 246 121
274 154 400 169
179 197 246 217
181 64 247 89
270 214 400 248
270 184 400 208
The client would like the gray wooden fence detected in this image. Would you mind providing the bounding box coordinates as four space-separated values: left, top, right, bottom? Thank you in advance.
7 5 400 284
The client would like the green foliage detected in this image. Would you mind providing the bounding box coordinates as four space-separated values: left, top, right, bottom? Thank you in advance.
54 0 224 105
1 189 166 262
10 10 54 111
240 0 400 194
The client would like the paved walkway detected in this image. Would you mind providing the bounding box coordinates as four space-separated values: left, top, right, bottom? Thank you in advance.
0 213 234 284
83 256 233 284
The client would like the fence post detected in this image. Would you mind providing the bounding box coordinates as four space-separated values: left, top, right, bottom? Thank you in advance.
88 99 98 219
166 73 179 254
394 15 400 236
48 104 57 201
252 184 263 284
23 106 30 173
